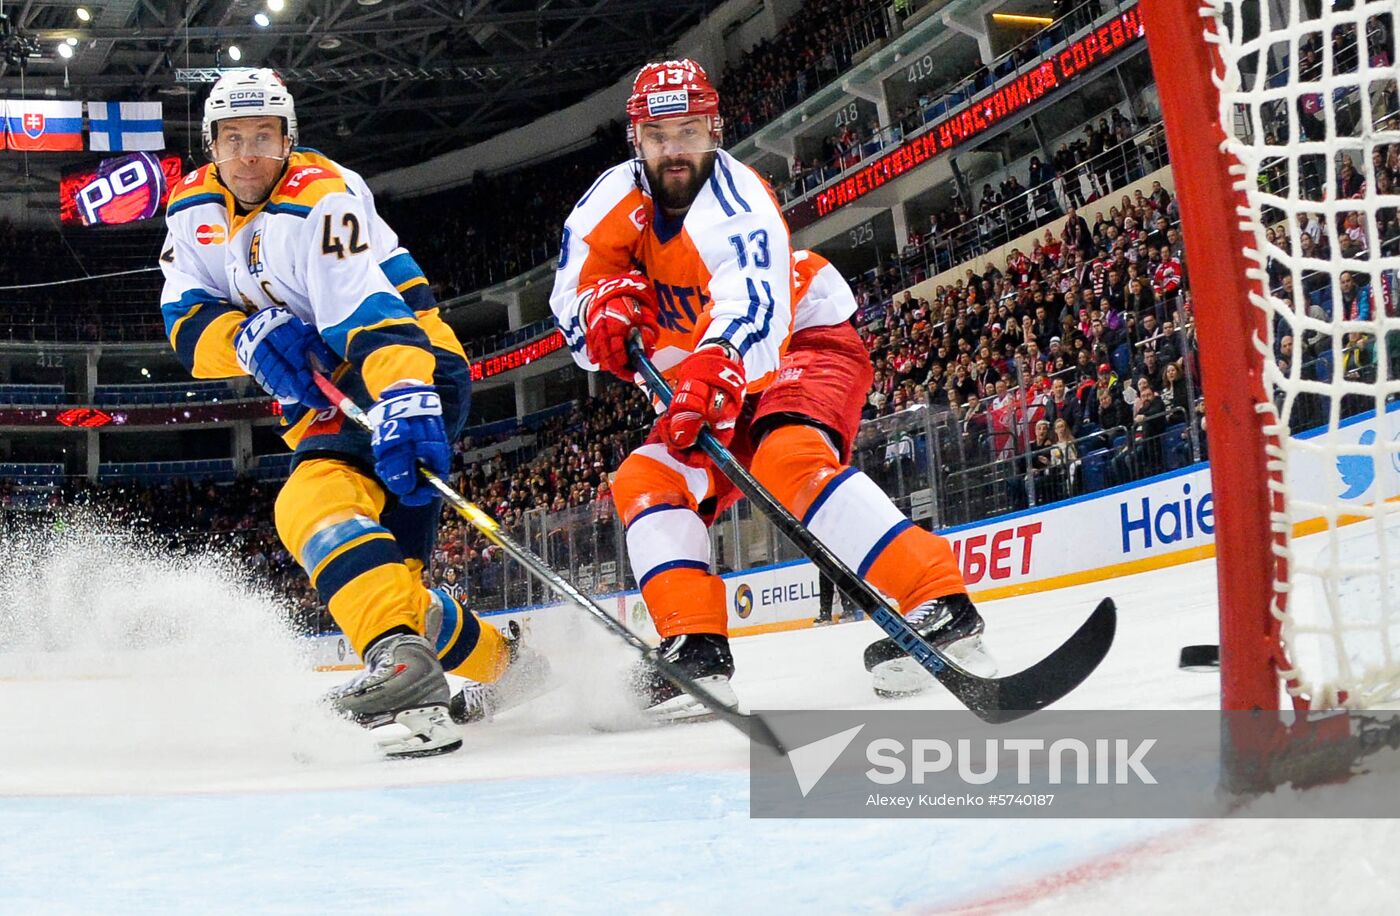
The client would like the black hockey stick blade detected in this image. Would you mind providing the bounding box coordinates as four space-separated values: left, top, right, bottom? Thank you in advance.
938 597 1117 724
309 368 787 755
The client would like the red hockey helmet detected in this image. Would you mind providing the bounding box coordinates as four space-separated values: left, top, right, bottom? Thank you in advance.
626 59 722 145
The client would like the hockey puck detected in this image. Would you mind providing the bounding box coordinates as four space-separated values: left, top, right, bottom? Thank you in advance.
1178 644 1220 672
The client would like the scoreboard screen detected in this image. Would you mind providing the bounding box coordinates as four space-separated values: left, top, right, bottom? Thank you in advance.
59 152 184 227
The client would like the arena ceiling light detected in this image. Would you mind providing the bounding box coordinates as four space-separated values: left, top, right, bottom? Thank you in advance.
227 44 242 62
267 0 286 12
57 42 73 59
254 13 270 27
75 7 92 23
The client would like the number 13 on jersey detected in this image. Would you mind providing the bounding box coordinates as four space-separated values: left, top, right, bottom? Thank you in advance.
728 229 770 270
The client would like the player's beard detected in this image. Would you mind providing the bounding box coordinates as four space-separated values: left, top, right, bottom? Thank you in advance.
644 151 716 213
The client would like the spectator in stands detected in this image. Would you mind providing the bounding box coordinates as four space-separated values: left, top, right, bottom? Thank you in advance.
1159 362 1190 417
1152 245 1183 297
1131 376 1167 471
1064 206 1094 258
1049 416 1082 497
1043 376 1081 435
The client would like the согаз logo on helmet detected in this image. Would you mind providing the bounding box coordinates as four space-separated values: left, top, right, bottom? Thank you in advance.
646 91 690 117
229 91 267 109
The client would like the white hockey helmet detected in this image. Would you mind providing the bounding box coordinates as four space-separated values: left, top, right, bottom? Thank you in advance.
202 68 298 155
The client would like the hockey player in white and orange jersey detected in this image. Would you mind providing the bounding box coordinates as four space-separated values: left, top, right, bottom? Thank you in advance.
550 59 994 718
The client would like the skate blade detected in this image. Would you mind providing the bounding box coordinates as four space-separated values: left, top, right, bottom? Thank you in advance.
872 637 999 698
453 657 557 725
375 705 463 759
646 675 738 723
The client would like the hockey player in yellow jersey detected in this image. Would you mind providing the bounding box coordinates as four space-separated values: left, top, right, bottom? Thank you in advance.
159 69 546 756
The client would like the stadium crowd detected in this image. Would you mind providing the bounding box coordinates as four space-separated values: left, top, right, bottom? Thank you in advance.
718 0 893 143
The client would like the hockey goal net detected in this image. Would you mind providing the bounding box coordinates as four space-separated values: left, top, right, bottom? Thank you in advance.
1144 0 1400 777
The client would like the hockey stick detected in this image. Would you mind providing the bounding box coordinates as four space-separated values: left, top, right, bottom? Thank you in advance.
308 369 786 753
628 339 1116 723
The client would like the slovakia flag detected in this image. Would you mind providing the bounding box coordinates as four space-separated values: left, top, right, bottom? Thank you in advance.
4 100 85 152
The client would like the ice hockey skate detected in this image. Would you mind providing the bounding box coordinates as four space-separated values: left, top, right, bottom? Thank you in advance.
630 633 737 723
449 620 554 724
863 593 998 698
324 632 462 758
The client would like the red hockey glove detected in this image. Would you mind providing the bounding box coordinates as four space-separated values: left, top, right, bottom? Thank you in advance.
658 346 747 467
583 273 660 381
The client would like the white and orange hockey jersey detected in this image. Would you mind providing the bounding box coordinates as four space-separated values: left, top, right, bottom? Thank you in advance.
550 149 855 391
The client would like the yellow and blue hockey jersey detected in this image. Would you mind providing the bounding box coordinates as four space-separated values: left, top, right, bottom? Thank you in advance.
158 150 465 442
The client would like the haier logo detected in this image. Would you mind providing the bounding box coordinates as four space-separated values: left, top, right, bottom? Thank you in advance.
647 90 690 117
1119 483 1213 552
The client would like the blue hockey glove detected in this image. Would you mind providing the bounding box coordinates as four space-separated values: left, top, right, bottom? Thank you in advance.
234 306 340 409
367 385 451 506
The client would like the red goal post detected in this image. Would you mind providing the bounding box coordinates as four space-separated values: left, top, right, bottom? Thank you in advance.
1141 1 1400 791
1142 0 1294 716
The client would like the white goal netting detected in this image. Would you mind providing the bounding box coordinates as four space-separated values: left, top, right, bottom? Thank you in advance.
1206 0 1400 706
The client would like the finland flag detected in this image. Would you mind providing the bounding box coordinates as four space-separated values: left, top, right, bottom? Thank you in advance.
88 101 165 152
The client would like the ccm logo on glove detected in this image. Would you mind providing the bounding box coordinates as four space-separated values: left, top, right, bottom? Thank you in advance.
235 306 339 409
369 390 442 433
582 273 659 381
659 347 747 466
367 386 451 507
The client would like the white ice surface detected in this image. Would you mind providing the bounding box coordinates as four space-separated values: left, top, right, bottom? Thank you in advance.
0 529 1395 914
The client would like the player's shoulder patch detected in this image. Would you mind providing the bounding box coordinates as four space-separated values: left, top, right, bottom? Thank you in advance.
166 164 227 216
270 152 349 211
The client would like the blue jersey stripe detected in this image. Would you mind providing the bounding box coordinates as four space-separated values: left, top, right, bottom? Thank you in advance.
638 558 710 591
708 170 735 217
380 251 427 288
159 288 222 338
801 467 860 527
166 193 225 217
264 201 312 218
321 291 417 356
732 278 776 356
859 520 915 578
626 503 689 530
718 158 751 213
577 164 621 208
